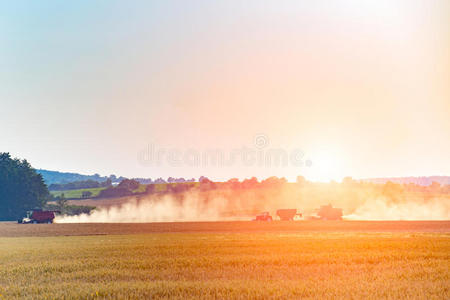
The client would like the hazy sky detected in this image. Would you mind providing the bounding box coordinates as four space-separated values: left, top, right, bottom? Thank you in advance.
1 0 449 182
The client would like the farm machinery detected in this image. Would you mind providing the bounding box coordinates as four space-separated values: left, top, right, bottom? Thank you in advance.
312 204 343 220
252 205 343 221
253 209 302 221
253 211 273 221
276 209 302 221
18 209 60 224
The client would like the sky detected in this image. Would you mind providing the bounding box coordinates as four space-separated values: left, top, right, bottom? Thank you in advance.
0 0 449 182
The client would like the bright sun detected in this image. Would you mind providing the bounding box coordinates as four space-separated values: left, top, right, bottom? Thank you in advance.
305 149 345 182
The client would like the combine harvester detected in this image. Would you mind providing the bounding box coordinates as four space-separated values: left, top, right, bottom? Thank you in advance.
308 204 343 220
18 209 60 224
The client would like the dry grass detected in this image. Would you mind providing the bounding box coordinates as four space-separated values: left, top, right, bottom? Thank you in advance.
0 227 449 299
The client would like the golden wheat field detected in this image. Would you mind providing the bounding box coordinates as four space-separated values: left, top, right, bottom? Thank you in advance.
0 222 449 299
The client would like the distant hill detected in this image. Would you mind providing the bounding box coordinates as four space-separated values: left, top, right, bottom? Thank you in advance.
362 176 450 186
36 169 126 185
37 169 449 187
36 169 196 186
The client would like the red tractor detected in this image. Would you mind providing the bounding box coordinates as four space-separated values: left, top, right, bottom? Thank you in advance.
18 209 60 224
253 211 273 221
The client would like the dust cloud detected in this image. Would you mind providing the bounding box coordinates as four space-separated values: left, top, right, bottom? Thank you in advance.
55 182 450 223
345 197 450 220
55 192 248 223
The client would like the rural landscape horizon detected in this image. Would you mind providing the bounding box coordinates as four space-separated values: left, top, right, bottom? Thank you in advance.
1 0 449 299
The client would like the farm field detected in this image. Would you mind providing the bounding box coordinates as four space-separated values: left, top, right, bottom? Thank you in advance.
0 221 449 299
50 187 106 199
49 183 177 200
0 221 449 237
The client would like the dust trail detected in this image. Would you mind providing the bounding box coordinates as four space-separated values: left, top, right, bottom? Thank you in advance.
344 197 450 220
55 192 247 223
55 183 450 223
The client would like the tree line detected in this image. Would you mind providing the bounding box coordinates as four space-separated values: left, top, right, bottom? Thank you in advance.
0 153 49 220
49 179 112 191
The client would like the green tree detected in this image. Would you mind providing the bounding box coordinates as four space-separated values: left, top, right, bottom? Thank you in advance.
117 179 140 191
56 193 68 213
0 153 49 220
82 191 93 198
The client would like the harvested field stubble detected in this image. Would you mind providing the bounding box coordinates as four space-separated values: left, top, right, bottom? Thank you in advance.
0 221 449 237
0 229 449 299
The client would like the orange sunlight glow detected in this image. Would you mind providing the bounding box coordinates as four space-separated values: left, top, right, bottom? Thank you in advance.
306 148 346 182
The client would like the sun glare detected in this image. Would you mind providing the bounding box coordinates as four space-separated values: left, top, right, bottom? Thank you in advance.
307 149 344 182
